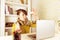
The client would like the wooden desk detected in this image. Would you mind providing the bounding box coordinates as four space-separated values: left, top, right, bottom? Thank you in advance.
0 33 36 40
21 33 36 40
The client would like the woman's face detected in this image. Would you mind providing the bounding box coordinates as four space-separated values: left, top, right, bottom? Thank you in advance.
19 12 27 21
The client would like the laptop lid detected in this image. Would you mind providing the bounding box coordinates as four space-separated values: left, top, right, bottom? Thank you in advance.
36 20 55 40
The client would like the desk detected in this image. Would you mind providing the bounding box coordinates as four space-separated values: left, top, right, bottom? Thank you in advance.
0 33 60 40
44 33 60 40
0 33 36 40
21 33 36 40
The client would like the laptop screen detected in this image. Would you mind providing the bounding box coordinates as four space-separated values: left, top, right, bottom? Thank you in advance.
36 20 55 40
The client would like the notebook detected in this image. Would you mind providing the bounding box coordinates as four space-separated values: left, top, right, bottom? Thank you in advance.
36 20 55 40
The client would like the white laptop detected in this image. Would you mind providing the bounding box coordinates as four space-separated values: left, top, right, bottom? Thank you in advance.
36 20 55 40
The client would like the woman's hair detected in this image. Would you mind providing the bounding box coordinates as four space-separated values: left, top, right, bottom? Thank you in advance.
16 9 27 15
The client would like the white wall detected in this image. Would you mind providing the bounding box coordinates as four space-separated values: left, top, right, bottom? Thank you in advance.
38 0 60 20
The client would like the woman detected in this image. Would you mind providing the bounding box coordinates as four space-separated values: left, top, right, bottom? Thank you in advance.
12 9 31 40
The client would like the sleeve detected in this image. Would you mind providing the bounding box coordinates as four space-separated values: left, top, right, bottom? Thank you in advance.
12 23 16 34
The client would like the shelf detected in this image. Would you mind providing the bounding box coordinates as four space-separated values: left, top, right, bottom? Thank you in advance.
5 1 28 8
5 14 18 17
5 27 12 29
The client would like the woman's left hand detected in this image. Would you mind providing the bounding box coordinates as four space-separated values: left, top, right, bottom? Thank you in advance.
16 29 22 33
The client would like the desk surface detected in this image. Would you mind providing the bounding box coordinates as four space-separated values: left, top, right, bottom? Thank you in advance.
44 33 60 40
0 33 60 40
21 33 36 40
0 33 36 40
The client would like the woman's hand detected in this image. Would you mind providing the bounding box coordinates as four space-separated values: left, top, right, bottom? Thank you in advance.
16 29 22 34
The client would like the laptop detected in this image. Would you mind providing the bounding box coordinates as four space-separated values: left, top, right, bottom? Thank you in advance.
36 20 55 40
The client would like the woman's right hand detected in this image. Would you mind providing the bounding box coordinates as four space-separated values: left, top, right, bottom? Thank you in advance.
15 29 22 34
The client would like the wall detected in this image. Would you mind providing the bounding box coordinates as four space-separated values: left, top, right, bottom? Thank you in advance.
38 0 60 20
